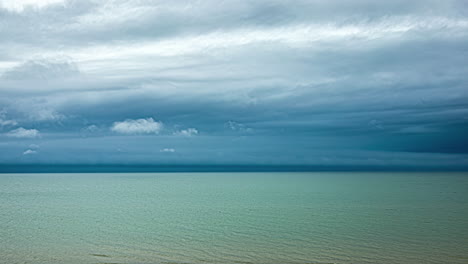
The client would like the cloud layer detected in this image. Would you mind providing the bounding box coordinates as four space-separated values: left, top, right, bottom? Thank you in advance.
0 0 467 168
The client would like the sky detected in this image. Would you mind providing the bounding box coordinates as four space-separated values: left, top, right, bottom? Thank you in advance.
0 0 468 169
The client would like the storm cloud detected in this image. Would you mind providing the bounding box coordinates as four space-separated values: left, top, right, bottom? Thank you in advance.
0 0 467 168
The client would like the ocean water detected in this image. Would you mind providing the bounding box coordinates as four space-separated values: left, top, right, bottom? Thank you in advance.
0 172 467 264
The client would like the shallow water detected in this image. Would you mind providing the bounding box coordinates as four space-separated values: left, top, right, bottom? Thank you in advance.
0 172 467 264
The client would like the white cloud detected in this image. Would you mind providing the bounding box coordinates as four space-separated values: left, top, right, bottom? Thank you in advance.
23 149 37 155
86 124 98 130
174 128 198 137
111 118 163 134
6 127 40 138
0 118 17 126
30 108 65 121
55 17 468 67
1 59 80 81
29 144 40 149
0 110 17 126
80 125 100 138
225 121 252 132
83 124 99 132
0 0 65 12
160 148 176 153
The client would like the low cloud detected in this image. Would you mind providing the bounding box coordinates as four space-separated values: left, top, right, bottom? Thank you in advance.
160 148 176 153
0 118 17 126
84 125 99 132
28 144 40 149
80 125 100 137
111 118 163 134
28 108 65 122
0 110 17 126
6 127 40 138
174 128 198 137
225 121 252 132
23 149 37 155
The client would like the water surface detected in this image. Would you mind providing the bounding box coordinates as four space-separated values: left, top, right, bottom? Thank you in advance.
1 172 467 264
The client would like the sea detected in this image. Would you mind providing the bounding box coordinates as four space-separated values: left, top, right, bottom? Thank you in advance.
0 172 467 264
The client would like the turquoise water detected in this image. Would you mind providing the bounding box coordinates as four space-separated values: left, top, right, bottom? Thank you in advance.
0 172 467 264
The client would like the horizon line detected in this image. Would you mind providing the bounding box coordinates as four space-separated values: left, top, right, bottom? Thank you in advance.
1 164 468 173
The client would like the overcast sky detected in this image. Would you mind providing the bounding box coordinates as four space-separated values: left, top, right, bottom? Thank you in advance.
0 0 467 168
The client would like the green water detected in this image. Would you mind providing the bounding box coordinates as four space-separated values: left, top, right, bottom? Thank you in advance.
0 172 467 264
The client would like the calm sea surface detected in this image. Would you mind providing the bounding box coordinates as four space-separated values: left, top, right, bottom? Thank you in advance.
0 172 467 264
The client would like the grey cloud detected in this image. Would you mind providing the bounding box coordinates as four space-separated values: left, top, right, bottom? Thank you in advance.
2 59 80 80
0 119 17 126
0 0 467 167
28 108 65 122
0 110 17 127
